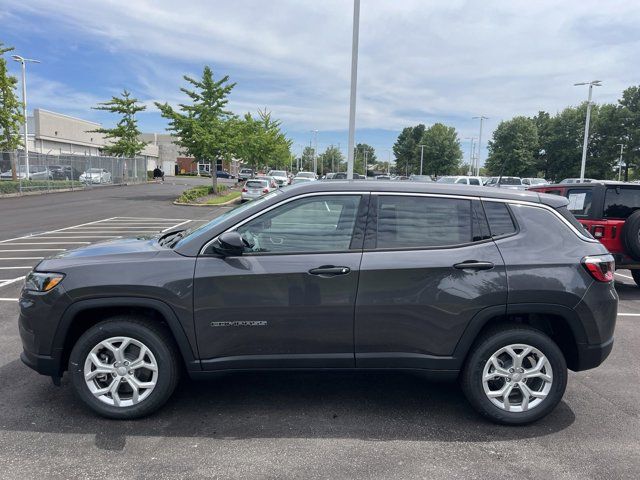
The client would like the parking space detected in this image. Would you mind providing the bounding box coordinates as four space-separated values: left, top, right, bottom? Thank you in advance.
0 216 204 300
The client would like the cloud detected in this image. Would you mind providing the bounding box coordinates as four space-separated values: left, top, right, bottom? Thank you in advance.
4 0 640 156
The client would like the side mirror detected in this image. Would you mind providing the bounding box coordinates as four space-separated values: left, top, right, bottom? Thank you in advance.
213 231 245 256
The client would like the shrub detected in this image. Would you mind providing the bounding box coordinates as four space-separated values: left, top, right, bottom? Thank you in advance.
176 184 228 203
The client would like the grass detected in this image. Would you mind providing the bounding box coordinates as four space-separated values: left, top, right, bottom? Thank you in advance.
176 184 236 204
0 180 78 194
203 191 241 204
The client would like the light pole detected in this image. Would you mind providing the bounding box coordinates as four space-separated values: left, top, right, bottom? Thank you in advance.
419 144 425 176
310 129 319 175
575 80 602 182
346 0 360 180
12 55 40 178
617 143 625 181
465 137 476 175
386 149 391 175
472 116 488 176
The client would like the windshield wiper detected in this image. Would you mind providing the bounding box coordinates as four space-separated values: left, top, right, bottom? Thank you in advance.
157 230 185 247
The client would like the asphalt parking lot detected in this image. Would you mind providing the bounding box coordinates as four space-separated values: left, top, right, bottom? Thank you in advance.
0 182 639 479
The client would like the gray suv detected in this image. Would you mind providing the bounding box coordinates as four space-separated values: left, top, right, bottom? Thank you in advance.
19 182 617 424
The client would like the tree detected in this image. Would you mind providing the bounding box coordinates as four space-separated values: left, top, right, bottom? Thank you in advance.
236 109 292 171
485 116 539 177
393 124 425 175
91 90 148 157
0 42 22 180
299 146 315 172
354 143 376 174
420 123 463 177
317 145 344 174
617 86 640 179
156 66 237 193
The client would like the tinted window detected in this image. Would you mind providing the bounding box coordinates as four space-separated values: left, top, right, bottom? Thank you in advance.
246 180 268 188
375 196 472 248
567 188 592 216
483 201 516 237
455 178 467 184
604 187 640 219
469 178 481 185
237 195 360 253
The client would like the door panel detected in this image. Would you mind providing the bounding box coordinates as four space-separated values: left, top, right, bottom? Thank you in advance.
194 253 361 369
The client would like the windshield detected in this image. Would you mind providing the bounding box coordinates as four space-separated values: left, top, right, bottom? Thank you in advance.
436 176 457 184
87 168 103 173
173 190 282 248
269 170 286 177
246 180 268 188
292 177 310 184
530 179 546 185
500 177 522 185
296 172 315 178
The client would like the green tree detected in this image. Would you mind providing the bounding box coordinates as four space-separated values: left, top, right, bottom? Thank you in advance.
354 143 376 174
299 146 315 172
420 123 463 177
0 42 22 180
393 124 426 175
91 90 148 157
617 86 640 179
485 116 539 177
236 109 292 171
156 66 237 193
317 145 344 174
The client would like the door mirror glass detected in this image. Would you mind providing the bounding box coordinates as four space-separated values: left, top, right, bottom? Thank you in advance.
214 231 246 256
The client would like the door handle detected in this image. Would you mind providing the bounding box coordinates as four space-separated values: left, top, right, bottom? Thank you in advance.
453 261 494 270
308 265 351 276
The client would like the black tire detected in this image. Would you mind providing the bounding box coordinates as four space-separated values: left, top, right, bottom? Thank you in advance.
623 211 640 260
460 326 567 425
631 269 640 287
68 316 180 419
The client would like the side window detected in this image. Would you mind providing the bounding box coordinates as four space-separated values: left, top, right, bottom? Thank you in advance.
469 178 481 186
567 188 592 217
483 201 517 237
455 178 467 184
236 195 361 254
604 187 640 219
375 196 472 249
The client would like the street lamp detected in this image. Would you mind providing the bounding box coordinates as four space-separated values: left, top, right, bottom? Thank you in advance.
310 129 319 175
472 116 488 176
617 143 625 181
464 137 476 175
419 144 425 176
574 80 602 182
346 0 360 180
12 55 40 178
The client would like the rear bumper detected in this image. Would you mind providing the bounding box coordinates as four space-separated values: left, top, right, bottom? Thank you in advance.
20 349 61 377
573 337 614 371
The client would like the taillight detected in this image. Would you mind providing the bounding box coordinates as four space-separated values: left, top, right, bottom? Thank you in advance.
242 188 248 192
263 188 269 193
592 226 605 238
582 255 614 282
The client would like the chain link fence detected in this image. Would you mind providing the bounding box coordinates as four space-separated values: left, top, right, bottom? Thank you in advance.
0 151 149 195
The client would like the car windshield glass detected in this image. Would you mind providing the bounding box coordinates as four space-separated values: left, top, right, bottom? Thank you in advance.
87 168 103 173
296 172 314 178
173 190 282 247
246 180 267 188
436 176 457 184
270 171 286 177
500 177 521 185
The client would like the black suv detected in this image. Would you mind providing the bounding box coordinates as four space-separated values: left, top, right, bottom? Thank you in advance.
19 182 617 424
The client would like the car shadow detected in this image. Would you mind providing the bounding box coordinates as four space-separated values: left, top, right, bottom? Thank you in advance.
0 360 575 450
615 280 640 301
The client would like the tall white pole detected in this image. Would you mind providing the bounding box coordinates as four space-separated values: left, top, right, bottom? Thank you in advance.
579 85 594 182
18 60 29 176
419 145 425 176
346 0 360 180
476 117 485 176
617 143 625 182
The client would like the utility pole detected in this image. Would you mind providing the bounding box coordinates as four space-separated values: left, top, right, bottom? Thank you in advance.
617 143 625 181
472 116 488 176
11 55 40 178
310 129 319 175
465 137 476 175
575 80 602 182
346 0 360 179
419 144 425 176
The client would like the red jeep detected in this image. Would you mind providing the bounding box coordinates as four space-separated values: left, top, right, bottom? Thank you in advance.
531 181 640 285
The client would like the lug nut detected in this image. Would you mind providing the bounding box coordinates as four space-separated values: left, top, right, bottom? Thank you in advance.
509 368 514 373
506 378 511 382
124 361 129 366
128 371 133 375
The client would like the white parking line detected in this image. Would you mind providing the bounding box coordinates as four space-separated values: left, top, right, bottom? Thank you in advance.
0 257 44 260
0 266 33 270
0 298 18 302
615 272 634 280
0 242 89 245
0 277 24 288
0 249 66 252
162 219 191 232
0 217 119 244
33 236 121 239
618 313 640 317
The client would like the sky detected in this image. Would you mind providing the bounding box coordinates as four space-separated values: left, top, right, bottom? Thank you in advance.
1 0 639 165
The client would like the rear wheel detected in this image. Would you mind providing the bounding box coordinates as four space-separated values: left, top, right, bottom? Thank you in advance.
461 326 567 425
69 317 180 419
623 211 640 260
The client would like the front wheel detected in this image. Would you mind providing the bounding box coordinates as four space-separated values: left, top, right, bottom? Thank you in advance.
460 326 567 425
69 317 180 419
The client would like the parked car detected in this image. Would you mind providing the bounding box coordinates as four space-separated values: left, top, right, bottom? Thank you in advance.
267 170 289 186
241 177 277 202
49 165 81 181
409 174 434 183
238 168 254 181
295 171 317 181
559 178 598 184
216 170 235 179
522 178 548 187
375 175 391 180
79 168 111 184
20 181 616 424
436 175 483 185
485 177 526 190
0 165 52 181
530 181 640 286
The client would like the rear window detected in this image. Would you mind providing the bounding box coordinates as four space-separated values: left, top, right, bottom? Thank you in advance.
500 177 522 185
567 188 592 217
375 196 472 248
483 201 517 237
246 180 267 188
604 187 640 219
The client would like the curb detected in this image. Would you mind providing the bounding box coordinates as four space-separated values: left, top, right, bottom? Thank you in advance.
0 181 149 198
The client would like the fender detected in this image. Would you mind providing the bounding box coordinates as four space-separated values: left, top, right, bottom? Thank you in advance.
52 296 200 373
451 303 588 368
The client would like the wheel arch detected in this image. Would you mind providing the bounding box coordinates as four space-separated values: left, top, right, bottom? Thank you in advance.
454 304 587 371
54 297 199 375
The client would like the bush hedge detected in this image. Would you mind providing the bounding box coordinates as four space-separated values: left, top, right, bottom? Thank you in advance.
0 180 78 195
176 184 229 203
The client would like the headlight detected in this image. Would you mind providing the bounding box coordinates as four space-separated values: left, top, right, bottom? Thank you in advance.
24 272 65 292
